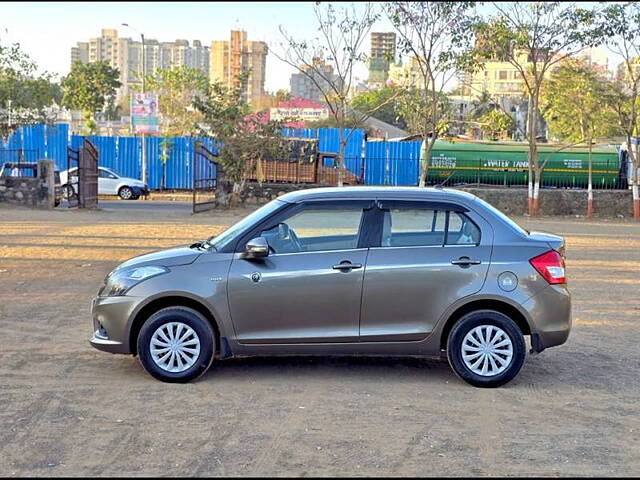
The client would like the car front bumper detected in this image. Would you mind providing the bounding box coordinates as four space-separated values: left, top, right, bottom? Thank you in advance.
89 295 142 354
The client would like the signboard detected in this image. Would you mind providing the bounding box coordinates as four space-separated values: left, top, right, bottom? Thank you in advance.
270 106 329 122
131 92 159 134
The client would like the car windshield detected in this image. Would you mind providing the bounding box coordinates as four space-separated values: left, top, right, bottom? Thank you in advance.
473 196 529 236
208 199 285 250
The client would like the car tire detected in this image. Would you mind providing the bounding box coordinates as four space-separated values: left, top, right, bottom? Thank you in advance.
447 310 526 388
137 307 216 383
62 184 76 200
118 186 134 200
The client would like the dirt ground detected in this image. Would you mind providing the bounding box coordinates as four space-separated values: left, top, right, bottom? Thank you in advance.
0 201 639 477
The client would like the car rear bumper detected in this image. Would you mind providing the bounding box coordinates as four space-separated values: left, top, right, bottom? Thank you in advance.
522 284 571 352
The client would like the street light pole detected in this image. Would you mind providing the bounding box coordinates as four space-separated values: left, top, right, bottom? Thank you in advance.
122 23 148 188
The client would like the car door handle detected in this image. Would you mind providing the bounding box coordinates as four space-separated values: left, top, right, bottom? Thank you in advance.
332 262 362 271
451 257 481 266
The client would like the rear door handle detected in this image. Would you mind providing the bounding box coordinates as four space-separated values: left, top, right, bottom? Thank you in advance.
332 262 362 271
451 257 481 266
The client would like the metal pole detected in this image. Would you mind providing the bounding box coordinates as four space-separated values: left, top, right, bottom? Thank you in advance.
140 33 147 189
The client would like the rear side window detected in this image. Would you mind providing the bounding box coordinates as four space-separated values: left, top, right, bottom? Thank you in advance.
380 207 480 247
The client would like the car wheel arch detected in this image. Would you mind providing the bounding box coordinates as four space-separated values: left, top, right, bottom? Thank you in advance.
128 294 222 356
438 298 532 351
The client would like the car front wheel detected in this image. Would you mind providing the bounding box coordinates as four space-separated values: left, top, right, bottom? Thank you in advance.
137 307 215 383
447 310 526 388
118 186 134 200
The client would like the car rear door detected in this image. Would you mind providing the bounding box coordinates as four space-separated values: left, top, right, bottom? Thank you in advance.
98 168 119 195
359 200 493 341
227 200 376 344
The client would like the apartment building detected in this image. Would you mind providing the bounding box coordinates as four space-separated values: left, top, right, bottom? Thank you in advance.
289 57 339 103
70 29 210 100
368 32 396 90
209 30 267 106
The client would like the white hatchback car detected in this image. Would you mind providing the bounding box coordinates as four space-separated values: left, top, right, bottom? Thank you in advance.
60 167 149 200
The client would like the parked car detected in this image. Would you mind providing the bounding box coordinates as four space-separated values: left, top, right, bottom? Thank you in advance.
59 166 149 200
89 187 570 387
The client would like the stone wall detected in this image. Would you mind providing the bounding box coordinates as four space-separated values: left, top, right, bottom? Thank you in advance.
238 183 634 218
458 187 634 218
0 160 55 209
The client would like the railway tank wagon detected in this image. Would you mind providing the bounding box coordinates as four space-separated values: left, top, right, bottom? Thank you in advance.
426 140 621 188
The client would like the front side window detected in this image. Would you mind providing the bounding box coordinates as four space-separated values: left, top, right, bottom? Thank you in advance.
260 205 364 254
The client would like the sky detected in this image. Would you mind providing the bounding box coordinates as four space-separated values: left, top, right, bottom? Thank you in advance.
1 1 397 92
1 1 615 93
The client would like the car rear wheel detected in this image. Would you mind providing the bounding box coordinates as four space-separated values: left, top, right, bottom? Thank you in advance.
137 307 215 383
62 184 76 200
447 310 525 388
118 186 134 200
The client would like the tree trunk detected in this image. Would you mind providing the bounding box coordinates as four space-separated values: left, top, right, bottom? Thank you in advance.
587 139 593 218
337 139 346 188
532 173 540 217
633 145 639 220
418 139 430 187
528 95 540 216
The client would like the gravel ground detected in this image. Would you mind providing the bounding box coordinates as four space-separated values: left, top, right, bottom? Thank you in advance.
0 202 639 477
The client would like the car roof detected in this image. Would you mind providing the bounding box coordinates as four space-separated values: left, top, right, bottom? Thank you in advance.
278 186 479 204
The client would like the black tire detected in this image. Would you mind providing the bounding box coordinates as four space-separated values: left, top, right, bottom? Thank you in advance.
447 310 526 388
118 186 134 200
137 306 215 383
62 184 77 200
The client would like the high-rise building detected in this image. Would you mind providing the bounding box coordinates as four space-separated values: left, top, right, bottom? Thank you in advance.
70 29 210 100
209 30 267 106
289 57 338 103
368 32 396 90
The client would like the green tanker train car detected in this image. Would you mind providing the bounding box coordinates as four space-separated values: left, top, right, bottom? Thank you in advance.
426 140 621 188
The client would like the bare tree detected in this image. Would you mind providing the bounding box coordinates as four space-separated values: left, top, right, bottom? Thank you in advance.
385 2 479 187
476 2 598 215
598 3 640 220
273 2 400 186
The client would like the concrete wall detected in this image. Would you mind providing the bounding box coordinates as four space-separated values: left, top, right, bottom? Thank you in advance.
0 160 55 209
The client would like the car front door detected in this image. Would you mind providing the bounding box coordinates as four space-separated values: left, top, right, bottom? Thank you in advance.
98 168 119 195
227 200 374 344
359 200 493 341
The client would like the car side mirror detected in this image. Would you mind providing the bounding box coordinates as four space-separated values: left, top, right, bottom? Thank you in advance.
242 237 269 259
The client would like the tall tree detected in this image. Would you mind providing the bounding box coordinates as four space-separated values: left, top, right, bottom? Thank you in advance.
194 73 288 206
540 58 618 217
476 2 598 215
274 2 400 186
351 86 407 129
0 37 61 139
596 3 640 220
385 2 479 186
144 66 208 137
61 60 121 134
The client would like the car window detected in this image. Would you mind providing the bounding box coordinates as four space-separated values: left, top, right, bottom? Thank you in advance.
99 169 117 179
380 208 480 247
382 208 446 247
446 212 481 245
261 206 364 254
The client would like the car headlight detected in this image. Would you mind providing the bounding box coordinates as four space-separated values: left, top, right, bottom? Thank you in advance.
99 265 169 297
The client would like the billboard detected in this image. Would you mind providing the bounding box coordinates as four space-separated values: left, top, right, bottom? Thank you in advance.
131 92 159 134
270 106 329 123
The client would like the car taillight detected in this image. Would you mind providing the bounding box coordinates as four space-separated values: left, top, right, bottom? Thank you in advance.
529 250 566 284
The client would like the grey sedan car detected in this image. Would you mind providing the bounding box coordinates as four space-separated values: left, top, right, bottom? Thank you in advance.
90 187 570 387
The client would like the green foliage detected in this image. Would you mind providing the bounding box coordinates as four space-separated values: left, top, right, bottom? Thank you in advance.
395 88 451 137
0 37 61 137
478 109 514 140
144 66 208 136
61 60 121 132
351 86 406 128
541 59 619 143
194 72 289 203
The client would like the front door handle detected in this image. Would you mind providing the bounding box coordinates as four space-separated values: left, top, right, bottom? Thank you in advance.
332 262 362 271
451 257 481 267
